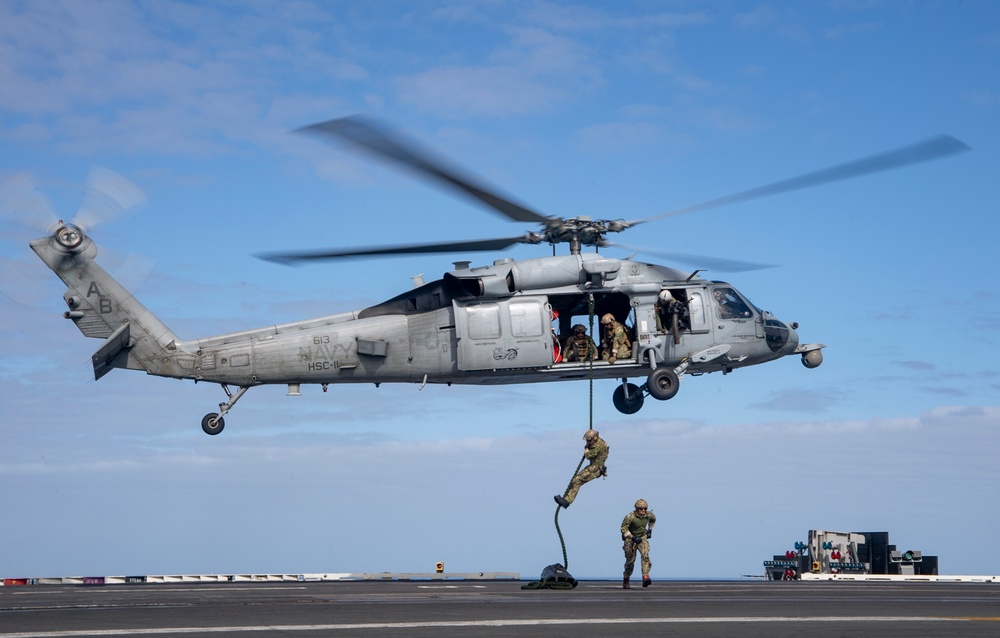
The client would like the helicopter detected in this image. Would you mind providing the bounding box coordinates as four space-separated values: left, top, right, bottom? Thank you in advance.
27 117 968 434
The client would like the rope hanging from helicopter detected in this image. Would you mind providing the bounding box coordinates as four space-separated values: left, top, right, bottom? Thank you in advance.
553 293 598 570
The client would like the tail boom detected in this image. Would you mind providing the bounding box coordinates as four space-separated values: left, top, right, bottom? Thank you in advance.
30 225 182 380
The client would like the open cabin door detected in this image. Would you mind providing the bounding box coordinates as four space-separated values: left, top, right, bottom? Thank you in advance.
454 296 553 371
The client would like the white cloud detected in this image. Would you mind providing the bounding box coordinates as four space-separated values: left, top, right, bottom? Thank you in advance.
394 26 601 117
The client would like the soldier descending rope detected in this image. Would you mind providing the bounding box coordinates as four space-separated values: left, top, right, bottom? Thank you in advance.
554 429 608 509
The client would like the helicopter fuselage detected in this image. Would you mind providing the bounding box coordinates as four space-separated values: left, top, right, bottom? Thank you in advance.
31 228 823 434
27 117 973 435
179 253 802 386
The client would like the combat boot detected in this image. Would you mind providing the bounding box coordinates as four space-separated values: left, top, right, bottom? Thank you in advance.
553 495 570 509
642 574 651 588
623 576 630 589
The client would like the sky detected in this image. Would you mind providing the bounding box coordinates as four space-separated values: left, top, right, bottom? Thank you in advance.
1 1 998 581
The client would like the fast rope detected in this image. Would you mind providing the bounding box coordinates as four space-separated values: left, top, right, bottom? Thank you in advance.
587 292 595 428
552 293 598 570
554 453 585 569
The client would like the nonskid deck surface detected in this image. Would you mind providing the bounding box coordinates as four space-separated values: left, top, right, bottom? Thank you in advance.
2 579 1000 638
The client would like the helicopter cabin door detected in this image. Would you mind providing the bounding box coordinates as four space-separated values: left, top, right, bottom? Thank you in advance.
454 296 554 370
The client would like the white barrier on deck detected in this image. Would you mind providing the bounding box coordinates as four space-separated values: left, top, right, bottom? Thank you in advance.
3 572 520 586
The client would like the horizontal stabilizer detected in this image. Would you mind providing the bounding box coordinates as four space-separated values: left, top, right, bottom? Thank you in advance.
92 322 132 380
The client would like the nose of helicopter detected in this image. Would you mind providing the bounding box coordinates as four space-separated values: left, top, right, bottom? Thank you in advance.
763 316 799 356
784 321 800 355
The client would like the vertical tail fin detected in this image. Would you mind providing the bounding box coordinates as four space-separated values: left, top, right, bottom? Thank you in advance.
30 224 181 380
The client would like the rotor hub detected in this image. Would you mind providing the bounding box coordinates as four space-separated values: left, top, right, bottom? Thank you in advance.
54 223 85 250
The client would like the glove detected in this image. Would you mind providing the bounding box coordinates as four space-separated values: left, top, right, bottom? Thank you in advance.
646 529 652 540
632 536 643 545
608 356 617 365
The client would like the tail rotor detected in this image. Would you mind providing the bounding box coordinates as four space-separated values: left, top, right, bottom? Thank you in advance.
0 168 150 310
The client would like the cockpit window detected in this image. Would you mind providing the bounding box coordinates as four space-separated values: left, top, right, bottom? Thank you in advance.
712 287 754 319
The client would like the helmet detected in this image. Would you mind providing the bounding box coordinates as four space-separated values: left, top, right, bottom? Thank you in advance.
658 290 673 303
600 313 615 325
634 499 648 510
572 323 586 333
583 429 599 442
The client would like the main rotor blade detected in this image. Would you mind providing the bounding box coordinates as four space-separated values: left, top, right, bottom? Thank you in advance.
297 116 550 224
258 236 535 265
608 242 776 273
640 135 970 224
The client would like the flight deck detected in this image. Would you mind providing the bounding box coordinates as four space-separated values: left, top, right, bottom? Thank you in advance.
3 576 999 638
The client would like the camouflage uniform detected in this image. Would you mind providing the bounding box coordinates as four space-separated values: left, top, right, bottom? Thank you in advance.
621 505 656 583
563 330 597 362
600 318 630 363
562 435 608 505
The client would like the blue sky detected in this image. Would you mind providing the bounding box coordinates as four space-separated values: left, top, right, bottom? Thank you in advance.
1 1 998 580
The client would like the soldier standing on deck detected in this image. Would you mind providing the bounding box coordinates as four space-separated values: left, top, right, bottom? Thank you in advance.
621 499 656 589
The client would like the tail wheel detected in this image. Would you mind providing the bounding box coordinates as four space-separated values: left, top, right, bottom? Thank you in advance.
647 367 680 401
612 383 644 415
202 413 225 435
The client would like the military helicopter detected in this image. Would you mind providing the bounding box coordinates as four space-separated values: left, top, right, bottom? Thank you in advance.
27 117 967 434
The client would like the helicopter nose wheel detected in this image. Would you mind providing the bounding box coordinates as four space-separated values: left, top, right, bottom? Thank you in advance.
612 381 644 415
202 413 225 435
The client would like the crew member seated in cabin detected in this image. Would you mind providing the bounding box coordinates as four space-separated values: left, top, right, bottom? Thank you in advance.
563 324 597 362
599 313 630 364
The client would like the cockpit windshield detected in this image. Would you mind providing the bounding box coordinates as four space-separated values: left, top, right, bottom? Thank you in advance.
712 287 755 319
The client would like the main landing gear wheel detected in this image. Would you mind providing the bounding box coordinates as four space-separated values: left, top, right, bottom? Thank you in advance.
612 382 644 415
202 413 225 436
646 367 680 401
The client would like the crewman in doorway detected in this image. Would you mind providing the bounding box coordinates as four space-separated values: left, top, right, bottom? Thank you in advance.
654 290 689 345
600 313 630 364
563 324 597 362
